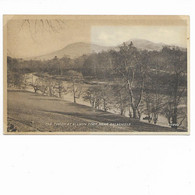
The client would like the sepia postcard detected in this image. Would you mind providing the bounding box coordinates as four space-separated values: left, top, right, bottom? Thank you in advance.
3 15 190 134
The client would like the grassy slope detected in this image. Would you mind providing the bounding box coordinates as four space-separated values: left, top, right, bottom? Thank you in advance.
7 90 184 133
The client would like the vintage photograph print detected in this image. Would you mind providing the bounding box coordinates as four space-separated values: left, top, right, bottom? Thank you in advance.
3 15 190 134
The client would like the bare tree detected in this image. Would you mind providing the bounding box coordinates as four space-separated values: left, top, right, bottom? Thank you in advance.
112 84 128 116
83 86 97 108
142 60 164 124
54 79 66 98
161 47 187 129
142 91 163 124
142 92 153 123
7 57 25 89
29 78 41 93
47 79 55 97
37 78 48 95
67 70 84 103
83 84 111 111
98 84 112 112
110 42 148 119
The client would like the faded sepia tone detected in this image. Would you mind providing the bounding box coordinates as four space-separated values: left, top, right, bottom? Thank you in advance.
4 15 190 134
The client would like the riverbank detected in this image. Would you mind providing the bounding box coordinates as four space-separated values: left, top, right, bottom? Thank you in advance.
6 89 186 133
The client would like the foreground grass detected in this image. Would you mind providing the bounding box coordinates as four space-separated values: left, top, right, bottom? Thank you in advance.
7 90 185 133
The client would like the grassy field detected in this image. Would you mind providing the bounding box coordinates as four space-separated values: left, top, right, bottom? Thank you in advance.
6 90 185 133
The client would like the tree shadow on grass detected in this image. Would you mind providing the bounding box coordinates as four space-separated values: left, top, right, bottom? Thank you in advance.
40 109 185 132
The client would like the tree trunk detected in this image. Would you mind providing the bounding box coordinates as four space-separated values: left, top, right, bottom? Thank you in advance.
128 106 132 118
73 81 76 103
59 90 61 98
73 94 76 103
171 107 178 129
132 106 137 119
119 94 124 116
103 99 107 112
120 108 124 116
34 87 38 93
137 108 141 119
171 73 179 129
153 113 158 125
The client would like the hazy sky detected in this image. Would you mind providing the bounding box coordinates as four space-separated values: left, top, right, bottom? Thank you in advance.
6 16 188 58
91 26 187 47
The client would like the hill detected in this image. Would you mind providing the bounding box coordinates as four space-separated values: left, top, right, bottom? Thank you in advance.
22 39 186 61
124 39 166 51
28 42 111 60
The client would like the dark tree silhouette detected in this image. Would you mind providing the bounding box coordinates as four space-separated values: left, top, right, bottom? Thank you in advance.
161 47 187 129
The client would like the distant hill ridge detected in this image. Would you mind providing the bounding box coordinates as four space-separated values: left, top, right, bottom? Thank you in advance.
27 42 112 60
124 39 166 51
14 39 186 60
